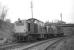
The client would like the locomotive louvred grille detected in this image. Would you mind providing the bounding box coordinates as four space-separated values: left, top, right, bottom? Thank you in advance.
34 24 38 33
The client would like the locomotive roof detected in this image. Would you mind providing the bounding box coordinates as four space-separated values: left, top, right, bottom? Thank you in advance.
27 18 44 23
14 20 27 23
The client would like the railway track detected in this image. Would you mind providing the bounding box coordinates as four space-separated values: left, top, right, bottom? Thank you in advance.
0 36 68 50
0 37 59 47
3 37 65 50
0 42 32 50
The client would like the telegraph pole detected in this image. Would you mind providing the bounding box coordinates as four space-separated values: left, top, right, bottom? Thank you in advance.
31 0 33 18
60 12 64 35
60 13 62 22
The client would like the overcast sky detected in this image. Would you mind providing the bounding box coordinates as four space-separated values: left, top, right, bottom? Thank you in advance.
0 0 73 23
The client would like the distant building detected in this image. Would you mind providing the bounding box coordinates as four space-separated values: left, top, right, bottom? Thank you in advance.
57 24 74 35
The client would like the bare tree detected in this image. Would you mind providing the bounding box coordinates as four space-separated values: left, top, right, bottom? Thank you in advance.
0 6 8 21
0 6 8 28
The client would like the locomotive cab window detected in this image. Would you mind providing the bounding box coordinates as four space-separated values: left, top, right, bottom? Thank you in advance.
19 20 22 23
16 22 24 26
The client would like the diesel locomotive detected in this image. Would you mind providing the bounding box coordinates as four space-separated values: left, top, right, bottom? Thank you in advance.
13 18 64 41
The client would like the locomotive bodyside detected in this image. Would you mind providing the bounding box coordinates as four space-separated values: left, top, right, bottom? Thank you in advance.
26 18 47 39
45 24 64 37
